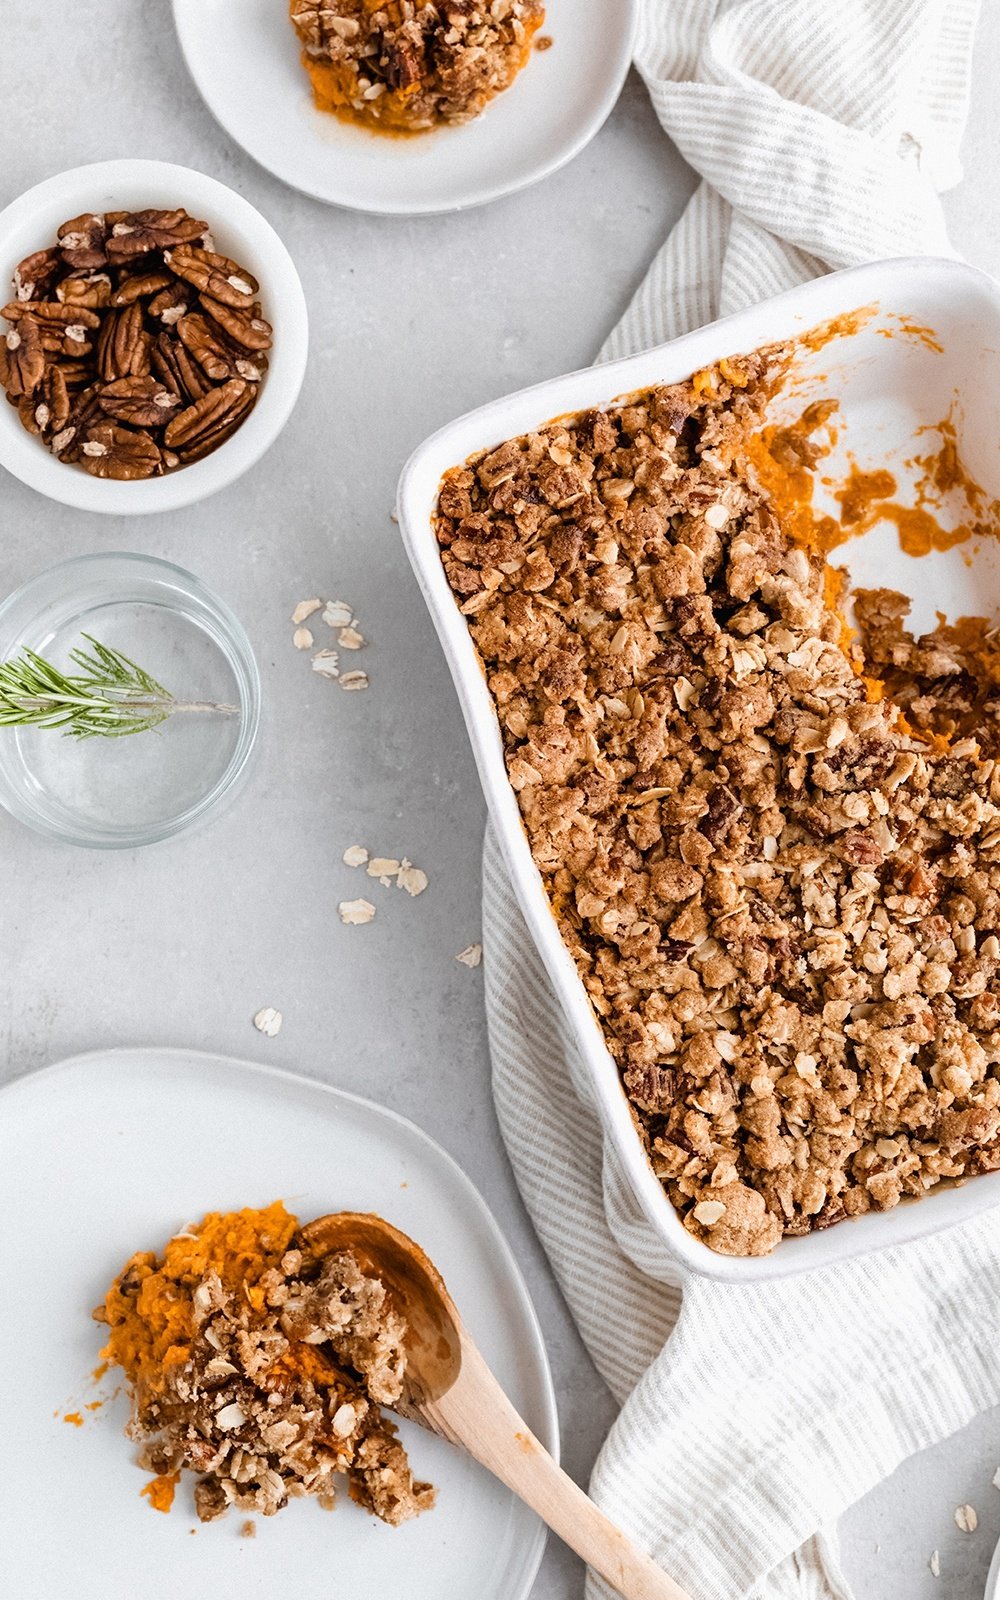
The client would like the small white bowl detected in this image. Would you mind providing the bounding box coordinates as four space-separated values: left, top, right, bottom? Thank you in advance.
172 0 636 215
0 159 308 515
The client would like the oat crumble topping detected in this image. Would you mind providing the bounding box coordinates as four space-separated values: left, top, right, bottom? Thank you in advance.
435 350 1000 1256
96 1203 434 1524
289 0 545 134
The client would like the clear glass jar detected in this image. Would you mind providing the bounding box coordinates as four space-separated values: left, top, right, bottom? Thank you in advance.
0 552 260 848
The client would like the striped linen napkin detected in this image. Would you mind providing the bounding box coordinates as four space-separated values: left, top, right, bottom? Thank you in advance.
482 2 994 1595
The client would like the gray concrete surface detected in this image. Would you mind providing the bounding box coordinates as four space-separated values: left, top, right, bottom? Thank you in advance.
2 4 999 1595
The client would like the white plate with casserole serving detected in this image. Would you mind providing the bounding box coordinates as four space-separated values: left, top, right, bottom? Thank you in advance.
172 0 636 214
0 1048 556 1600
397 255 1000 1284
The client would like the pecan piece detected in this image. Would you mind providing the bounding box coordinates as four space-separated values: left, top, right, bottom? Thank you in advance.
57 213 109 270
165 245 258 309
97 305 151 381
56 272 113 310
0 320 45 395
111 272 173 307
106 209 208 262
50 384 104 461
176 312 240 382
147 282 190 326
98 375 180 428
80 423 161 480
30 364 71 437
13 248 62 302
200 295 273 353
164 377 255 461
150 331 211 402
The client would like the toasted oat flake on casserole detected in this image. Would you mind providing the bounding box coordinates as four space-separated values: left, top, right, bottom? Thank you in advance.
96 1203 434 1523
435 352 1000 1256
289 0 545 134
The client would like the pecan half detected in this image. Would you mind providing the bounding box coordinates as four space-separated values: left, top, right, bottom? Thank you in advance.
98 375 180 428
80 423 161 480
97 305 151 381
176 312 241 382
147 282 190 326
111 272 173 307
150 331 211 402
0 321 45 395
200 295 273 353
56 272 113 310
106 209 208 262
164 377 255 461
51 384 104 460
165 246 258 309
13 248 62 302
57 213 109 270
31 364 71 437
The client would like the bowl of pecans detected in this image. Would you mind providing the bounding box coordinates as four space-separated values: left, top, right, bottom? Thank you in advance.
0 159 308 514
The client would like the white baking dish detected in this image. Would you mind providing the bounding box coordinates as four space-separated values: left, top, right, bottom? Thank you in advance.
397 256 1000 1281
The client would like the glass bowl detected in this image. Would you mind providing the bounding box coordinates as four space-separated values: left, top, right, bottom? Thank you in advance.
0 553 260 847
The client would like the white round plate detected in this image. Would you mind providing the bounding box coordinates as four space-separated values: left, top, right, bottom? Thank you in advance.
0 1048 557 1600
172 0 636 214
986 1535 1000 1599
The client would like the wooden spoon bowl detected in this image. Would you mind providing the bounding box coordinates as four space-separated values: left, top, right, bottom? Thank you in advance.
301 1212 694 1600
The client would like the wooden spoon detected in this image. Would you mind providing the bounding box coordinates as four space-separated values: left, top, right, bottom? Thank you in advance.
301 1211 694 1600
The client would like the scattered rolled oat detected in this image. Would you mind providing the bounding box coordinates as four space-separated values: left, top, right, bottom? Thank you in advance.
340 671 368 692
292 599 321 625
456 943 483 968
992 1466 1000 1490
368 857 401 880
397 862 428 898
292 627 314 651
323 600 354 629
338 626 365 650
339 898 376 926
253 1007 282 1038
311 649 340 678
954 1504 978 1533
343 844 369 867
929 1550 940 1578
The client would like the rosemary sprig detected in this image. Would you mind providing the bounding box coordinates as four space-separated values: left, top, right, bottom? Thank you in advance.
0 635 239 739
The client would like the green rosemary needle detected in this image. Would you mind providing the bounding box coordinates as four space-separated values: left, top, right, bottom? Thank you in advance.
0 635 239 739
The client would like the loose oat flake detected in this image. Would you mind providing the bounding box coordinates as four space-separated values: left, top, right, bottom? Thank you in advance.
368 857 401 880
954 1504 978 1533
397 862 428 897
456 944 483 968
323 600 354 629
340 671 368 692
929 1550 940 1578
292 599 321 625
338 626 365 650
339 898 376 926
343 845 369 867
292 627 314 651
253 1007 282 1038
311 649 340 678
992 1467 1000 1491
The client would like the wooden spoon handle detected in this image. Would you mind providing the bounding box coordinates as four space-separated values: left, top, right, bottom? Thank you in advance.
429 1341 694 1600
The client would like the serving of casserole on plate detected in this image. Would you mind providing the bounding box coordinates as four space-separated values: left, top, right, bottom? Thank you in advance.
399 256 1000 1281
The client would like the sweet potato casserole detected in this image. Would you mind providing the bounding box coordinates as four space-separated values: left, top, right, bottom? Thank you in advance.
289 0 545 134
96 1203 434 1523
435 350 1000 1256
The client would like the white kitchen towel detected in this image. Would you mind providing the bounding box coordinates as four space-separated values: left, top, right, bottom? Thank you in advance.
481 2 994 1597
